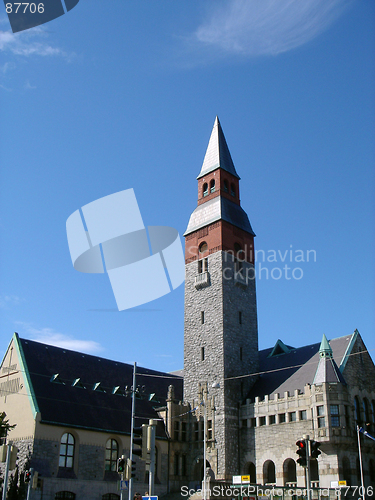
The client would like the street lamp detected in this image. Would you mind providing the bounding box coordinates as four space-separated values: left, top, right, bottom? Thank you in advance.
203 382 220 500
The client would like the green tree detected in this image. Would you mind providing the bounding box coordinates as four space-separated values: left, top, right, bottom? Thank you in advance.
0 412 16 439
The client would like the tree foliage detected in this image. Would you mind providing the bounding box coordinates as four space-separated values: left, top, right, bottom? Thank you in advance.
0 412 16 439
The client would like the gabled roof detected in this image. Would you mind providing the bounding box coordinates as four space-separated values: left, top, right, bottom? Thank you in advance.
15 335 182 437
247 332 358 400
197 117 240 180
184 196 255 236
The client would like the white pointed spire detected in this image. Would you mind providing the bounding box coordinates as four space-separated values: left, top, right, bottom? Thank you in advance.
197 117 240 179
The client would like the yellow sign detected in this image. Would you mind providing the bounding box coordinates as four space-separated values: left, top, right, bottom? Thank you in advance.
338 481 347 486
241 475 250 483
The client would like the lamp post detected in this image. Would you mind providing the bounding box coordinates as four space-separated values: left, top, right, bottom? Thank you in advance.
203 382 220 500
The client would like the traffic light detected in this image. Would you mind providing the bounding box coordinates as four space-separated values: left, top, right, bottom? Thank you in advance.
32 471 39 489
131 459 137 478
24 470 32 483
117 457 125 473
125 458 132 480
310 440 321 459
133 424 148 460
9 446 18 469
296 439 307 467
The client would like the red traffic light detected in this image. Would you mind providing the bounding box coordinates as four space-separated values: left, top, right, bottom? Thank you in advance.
296 440 305 448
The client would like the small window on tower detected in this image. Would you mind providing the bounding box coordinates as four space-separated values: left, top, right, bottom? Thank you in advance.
231 183 236 197
199 242 208 254
201 311 205 324
201 347 205 361
223 180 229 193
240 347 243 361
203 183 208 197
239 311 242 324
198 258 208 274
210 179 215 193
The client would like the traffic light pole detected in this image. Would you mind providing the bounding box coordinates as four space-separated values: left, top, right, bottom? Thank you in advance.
2 445 11 500
148 420 156 496
303 435 311 500
128 362 137 500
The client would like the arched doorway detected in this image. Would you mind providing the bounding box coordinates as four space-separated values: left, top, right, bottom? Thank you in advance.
243 462 256 483
283 459 296 485
263 460 276 484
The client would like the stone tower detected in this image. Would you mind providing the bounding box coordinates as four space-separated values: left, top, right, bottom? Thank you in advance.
183 117 259 480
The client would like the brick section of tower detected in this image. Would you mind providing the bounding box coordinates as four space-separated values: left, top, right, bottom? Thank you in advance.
183 118 259 480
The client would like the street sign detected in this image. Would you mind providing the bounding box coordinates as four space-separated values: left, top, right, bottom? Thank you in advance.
142 496 158 500
120 480 128 490
241 475 250 483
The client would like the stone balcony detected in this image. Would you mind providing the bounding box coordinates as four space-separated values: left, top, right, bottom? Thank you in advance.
195 271 210 289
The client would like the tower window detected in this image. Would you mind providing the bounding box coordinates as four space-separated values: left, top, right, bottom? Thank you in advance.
203 183 208 197
239 311 242 324
231 183 236 197
201 347 205 361
198 258 208 273
201 311 205 324
199 242 208 254
210 179 215 193
223 180 229 193
240 347 243 361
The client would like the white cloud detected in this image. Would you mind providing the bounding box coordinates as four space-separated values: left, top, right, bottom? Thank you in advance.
193 0 351 57
15 322 103 354
0 295 22 308
0 26 69 58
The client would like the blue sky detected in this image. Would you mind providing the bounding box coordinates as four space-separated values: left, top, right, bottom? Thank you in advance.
0 0 374 374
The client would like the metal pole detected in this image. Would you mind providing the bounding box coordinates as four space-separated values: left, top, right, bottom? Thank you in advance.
148 419 156 496
26 468 34 500
303 435 311 500
128 362 137 500
203 393 207 500
2 445 11 500
356 426 365 500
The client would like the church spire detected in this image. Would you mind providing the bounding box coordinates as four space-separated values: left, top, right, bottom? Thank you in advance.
197 116 240 180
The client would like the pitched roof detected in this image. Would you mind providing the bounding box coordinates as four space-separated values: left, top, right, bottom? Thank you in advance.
247 333 355 400
16 335 182 437
184 196 255 236
197 117 240 180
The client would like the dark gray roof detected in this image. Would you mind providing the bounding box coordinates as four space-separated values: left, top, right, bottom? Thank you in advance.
247 334 354 400
184 196 255 236
197 117 240 180
18 335 182 437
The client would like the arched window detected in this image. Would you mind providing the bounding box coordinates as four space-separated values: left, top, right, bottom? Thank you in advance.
283 459 296 485
55 492 76 500
199 242 208 254
203 183 208 197
243 462 256 483
223 180 229 193
210 179 215 193
342 457 351 486
263 460 276 484
363 398 370 425
230 183 236 197
59 433 75 468
105 439 119 472
102 495 120 500
354 396 361 425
